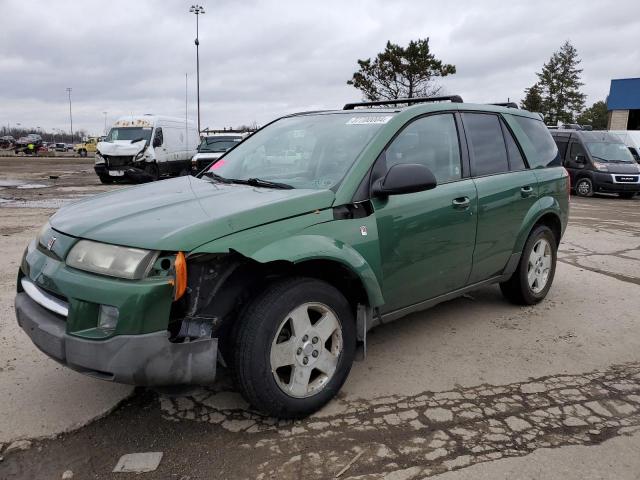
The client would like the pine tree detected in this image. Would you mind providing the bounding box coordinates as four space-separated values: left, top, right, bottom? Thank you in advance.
520 83 544 113
536 41 586 124
347 39 456 101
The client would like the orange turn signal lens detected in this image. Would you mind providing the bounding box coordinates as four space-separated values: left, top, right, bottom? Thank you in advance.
173 251 187 301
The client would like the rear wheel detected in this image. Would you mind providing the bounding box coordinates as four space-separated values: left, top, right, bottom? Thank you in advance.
233 277 356 418
619 192 636 199
500 225 557 305
575 177 593 197
78 149 87 158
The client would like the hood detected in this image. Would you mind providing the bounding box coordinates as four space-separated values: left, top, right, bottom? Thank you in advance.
193 152 224 161
50 176 335 251
604 162 640 174
97 140 146 157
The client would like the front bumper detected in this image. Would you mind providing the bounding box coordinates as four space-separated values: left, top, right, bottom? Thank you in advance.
94 164 155 183
593 172 640 193
15 291 217 386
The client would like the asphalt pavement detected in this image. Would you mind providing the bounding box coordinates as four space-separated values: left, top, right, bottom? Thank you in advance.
1 157 639 479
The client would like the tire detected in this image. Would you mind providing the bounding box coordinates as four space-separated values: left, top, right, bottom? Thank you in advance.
144 162 160 182
233 277 356 418
98 175 113 184
500 225 557 305
619 192 636 199
575 177 593 197
79 149 87 158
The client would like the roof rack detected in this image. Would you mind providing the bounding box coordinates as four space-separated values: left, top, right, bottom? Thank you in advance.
489 102 519 109
343 95 463 110
200 128 255 135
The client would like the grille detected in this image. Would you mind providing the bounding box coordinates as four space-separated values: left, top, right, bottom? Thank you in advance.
105 155 133 167
614 175 638 183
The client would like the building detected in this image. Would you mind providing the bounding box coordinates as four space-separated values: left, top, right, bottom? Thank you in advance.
607 78 640 130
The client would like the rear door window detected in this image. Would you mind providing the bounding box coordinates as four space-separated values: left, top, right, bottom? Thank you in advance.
462 113 509 176
501 121 527 171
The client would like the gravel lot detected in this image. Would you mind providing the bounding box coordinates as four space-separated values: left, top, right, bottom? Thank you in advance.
1 157 639 479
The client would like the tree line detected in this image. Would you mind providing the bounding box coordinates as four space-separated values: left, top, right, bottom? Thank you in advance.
348 39 607 129
1 127 86 144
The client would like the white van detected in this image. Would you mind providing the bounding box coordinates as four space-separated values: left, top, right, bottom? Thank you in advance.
191 131 250 172
609 130 640 163
95 115 200 183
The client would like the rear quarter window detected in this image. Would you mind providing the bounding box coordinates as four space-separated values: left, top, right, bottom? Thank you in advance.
508 115 560 168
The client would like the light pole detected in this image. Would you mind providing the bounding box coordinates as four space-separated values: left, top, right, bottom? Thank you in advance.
189 4 205 134
103 111 108 135
66 87 73 144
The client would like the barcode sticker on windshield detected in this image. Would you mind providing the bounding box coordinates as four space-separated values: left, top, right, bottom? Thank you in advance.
346 116 393 125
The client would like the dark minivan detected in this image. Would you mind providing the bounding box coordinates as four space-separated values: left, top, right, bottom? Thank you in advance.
550 130 640 198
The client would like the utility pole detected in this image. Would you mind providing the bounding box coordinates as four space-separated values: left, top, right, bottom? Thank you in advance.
103 111 108 135
66 87 73 143
189 4 205 134
185 73 189 151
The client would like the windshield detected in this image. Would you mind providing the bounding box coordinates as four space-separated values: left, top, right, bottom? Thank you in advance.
105 127 153 143
206 113 393 189
199 136 243 153
586 142 635 163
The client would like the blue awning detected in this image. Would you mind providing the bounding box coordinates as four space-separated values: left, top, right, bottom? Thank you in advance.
608 78 640 110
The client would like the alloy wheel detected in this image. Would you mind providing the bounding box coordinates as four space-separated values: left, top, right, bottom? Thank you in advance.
527 238 552 293
270 302 343 398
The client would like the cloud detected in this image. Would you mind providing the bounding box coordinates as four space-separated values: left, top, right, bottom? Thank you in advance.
1 0 639 135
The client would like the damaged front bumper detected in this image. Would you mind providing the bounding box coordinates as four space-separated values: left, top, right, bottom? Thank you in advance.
94 163 156 183
15 291 218 386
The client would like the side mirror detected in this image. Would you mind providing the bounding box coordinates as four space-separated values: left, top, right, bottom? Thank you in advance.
372 163 437 197
575 154 586 164
153 137 161 148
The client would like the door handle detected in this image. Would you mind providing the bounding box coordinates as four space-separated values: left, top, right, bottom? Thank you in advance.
520 185 534 198
452 196 470 209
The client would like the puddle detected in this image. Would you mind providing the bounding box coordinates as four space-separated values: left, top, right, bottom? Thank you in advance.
0 179 27 187
16 183 49 189
0 196 90 208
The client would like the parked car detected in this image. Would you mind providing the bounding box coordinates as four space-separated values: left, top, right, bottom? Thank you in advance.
94 115 199 184
0 135 15 148
54 143 68 152
75 137 99 157
14 135 42 155
15 96 568 418
609 130 640 163
550 129 640 198
191 131 248 172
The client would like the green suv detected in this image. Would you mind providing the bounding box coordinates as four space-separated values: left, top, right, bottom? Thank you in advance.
16 96 569 418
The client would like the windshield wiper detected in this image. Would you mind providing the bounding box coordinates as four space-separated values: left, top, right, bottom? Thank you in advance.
130 137 145 143
203 171 233 183
231 177 294 189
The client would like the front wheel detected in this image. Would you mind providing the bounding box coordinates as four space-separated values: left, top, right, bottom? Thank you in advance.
575 177 593 197
500 225 557 305
144 162 160 182
233 278 356 418
78 149 87 157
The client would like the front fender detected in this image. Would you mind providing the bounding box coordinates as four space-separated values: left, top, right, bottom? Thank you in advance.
248 235 385 308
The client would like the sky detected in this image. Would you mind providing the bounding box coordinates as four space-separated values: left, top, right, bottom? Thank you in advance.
2 0 640 136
